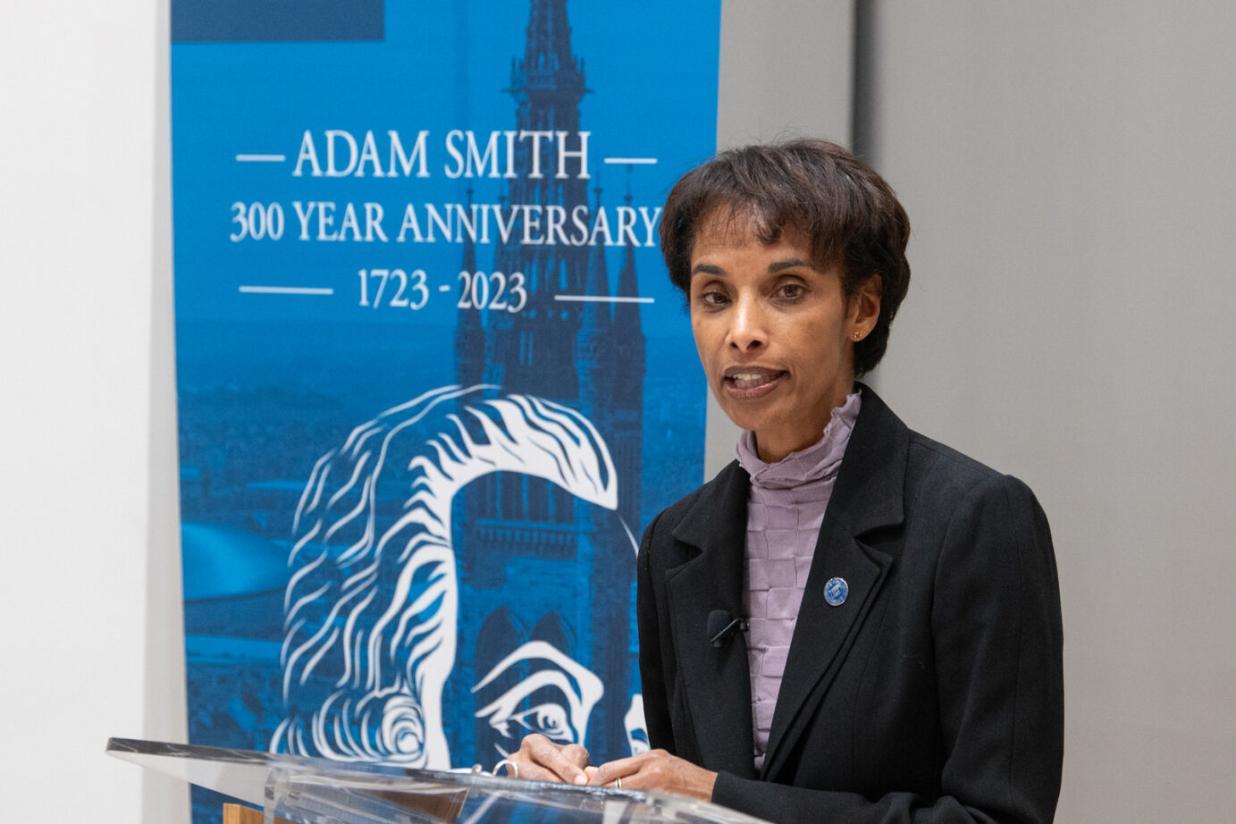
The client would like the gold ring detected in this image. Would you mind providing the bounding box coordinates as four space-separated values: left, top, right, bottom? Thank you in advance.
615 776 623 790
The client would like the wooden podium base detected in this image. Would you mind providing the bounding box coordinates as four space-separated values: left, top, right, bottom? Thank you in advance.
221 803 292 824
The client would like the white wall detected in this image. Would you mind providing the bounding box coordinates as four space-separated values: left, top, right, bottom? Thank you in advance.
864 1 1236 820
0 1 168 821
143 0 191 820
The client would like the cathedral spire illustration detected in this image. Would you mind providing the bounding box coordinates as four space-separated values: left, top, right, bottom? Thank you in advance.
451 0 645 765
576 185 613 420
483 0 589 401
454 188 485 387
611 190 646 529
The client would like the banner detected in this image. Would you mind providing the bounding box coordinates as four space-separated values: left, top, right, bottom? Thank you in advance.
171 1 719 819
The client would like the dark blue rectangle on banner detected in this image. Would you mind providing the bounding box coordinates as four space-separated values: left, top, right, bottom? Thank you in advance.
172 0 384 43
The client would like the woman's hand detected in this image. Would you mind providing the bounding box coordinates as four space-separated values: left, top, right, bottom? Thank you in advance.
504 734 591 784
587 749 717 800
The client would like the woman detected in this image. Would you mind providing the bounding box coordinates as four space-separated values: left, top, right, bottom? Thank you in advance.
511 140 1064 823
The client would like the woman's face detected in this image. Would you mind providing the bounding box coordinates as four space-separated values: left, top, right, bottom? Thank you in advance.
688 211 881 463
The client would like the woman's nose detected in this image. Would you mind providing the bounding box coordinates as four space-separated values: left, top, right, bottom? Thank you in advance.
727 298 767 352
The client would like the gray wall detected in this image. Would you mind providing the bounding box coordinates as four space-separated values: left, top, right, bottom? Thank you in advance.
711 1 1236 820
859 2 1236 820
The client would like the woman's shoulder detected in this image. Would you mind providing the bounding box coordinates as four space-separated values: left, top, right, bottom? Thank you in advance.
906 430 1003 490
853 384 1040 509
639 461 746 546
903 428 1047 537
904 429 1038 499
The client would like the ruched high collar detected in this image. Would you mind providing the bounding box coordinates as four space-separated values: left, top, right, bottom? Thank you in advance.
735 391 862 490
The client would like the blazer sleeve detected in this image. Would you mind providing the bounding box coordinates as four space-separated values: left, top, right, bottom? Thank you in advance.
711 473 1064 824
636 510 677 755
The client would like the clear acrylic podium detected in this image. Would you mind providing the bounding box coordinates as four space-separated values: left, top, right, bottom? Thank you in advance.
107 738 769 823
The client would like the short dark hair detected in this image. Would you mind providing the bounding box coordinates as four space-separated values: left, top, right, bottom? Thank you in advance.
659 139 911 376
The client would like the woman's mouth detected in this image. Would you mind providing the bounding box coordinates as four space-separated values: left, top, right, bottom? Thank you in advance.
722 367 787 399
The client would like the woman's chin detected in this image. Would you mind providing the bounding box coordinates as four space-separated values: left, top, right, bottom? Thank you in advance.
716 399 779 435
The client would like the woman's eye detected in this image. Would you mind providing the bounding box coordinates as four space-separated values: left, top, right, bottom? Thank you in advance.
698 290 729 307
776 283 806 300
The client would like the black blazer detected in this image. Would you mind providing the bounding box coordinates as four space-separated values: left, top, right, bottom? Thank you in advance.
637 387 1063 823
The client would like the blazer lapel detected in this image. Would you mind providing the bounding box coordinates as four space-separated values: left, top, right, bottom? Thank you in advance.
759 385 908 780
665 462 759 779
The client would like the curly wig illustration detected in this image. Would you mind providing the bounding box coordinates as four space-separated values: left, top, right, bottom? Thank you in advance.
271 385 618 767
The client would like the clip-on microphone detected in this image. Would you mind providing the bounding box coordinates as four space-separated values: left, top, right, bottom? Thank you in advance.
707 609 748 647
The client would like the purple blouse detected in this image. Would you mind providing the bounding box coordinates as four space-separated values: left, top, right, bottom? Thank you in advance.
734 391 861 770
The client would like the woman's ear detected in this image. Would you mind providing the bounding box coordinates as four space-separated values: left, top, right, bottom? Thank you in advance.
849 274 883 340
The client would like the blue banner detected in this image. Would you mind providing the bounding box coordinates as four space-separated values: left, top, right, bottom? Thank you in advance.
171 1 719 819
